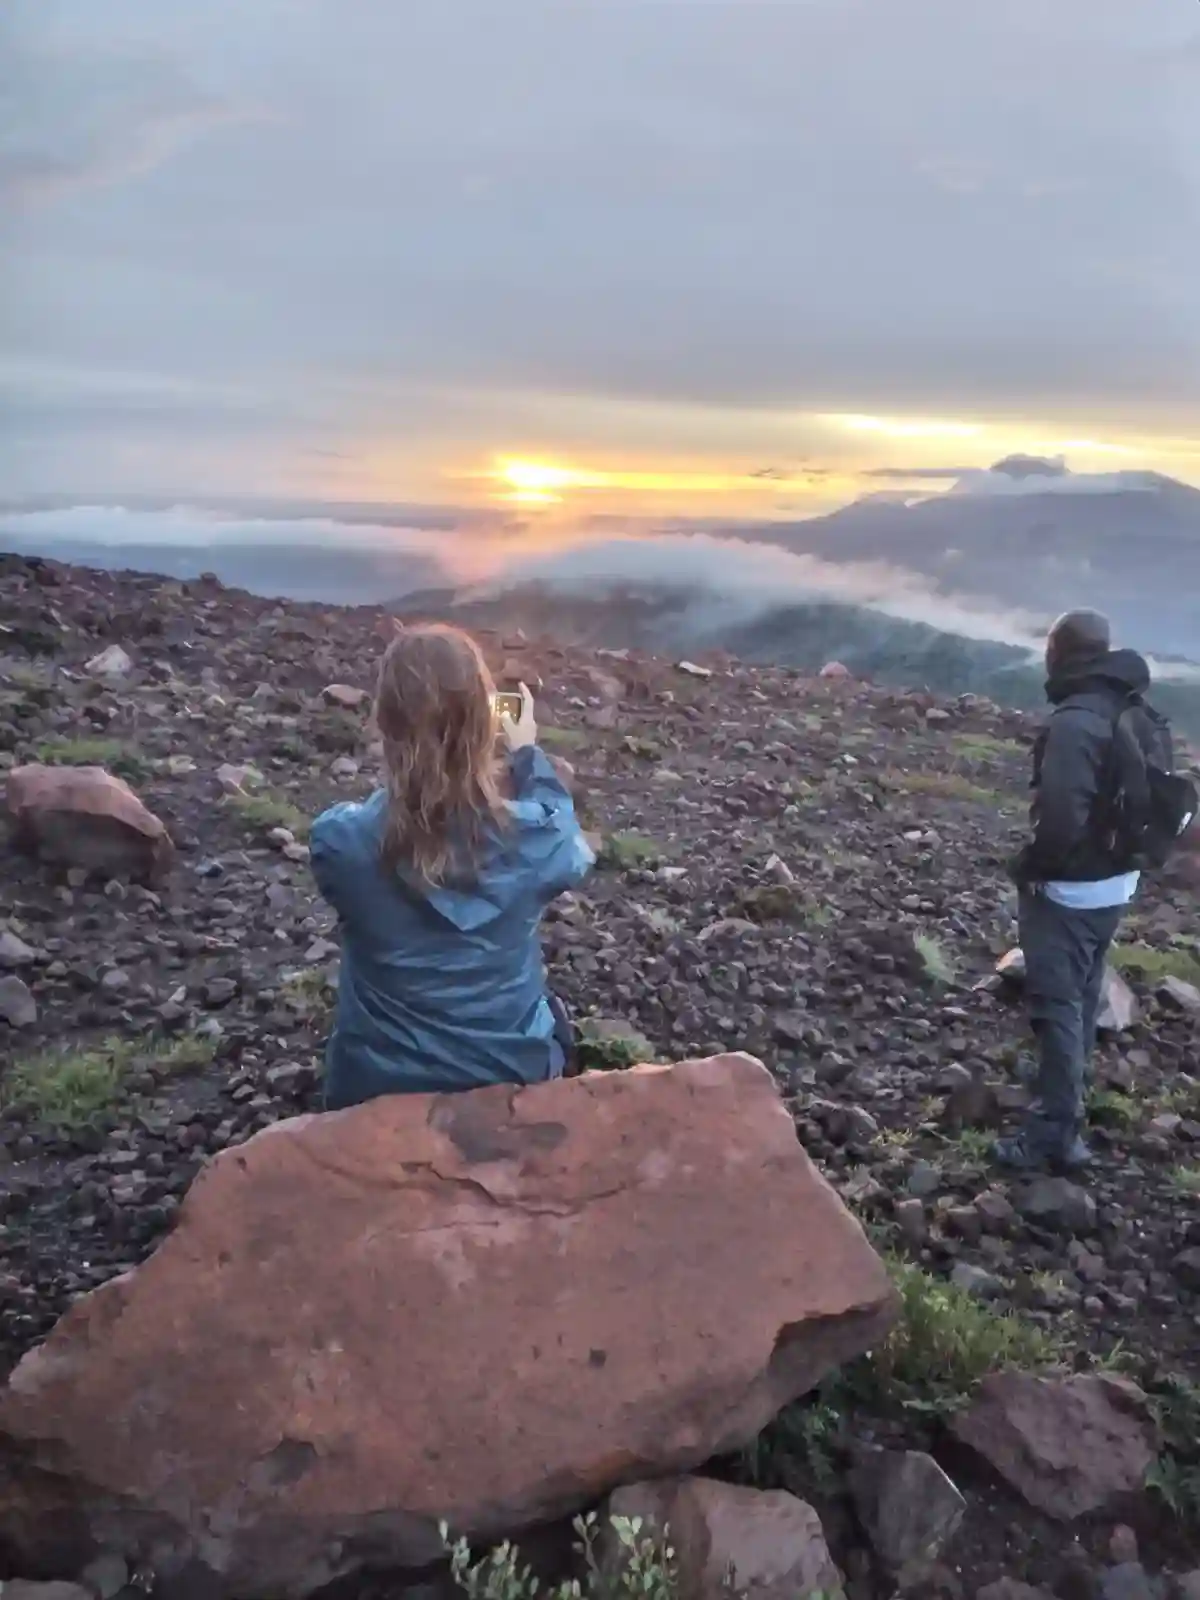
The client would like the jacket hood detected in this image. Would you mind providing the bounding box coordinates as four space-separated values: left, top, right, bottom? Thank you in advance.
1046 647 1151 705
311 788 560 936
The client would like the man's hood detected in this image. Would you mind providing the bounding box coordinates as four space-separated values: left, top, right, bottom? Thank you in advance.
1046 647 1151 705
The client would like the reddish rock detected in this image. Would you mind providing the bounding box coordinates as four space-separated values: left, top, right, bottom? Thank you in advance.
4 765 173 882
950 1373 1155 1521
819 661 852 680
606 1476 841 1600
0 1054 895 1598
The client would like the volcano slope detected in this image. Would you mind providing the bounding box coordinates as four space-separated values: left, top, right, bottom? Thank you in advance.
1 553 1198 1588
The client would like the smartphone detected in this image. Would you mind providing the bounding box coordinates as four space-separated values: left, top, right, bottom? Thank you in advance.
492 691 524 721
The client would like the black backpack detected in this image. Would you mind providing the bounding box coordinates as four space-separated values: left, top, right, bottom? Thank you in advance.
1106 696 1198 869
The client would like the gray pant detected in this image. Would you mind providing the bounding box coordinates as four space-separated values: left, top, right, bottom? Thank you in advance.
1018 889 1124 1156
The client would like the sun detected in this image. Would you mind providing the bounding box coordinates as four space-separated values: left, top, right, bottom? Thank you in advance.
492 457 609 504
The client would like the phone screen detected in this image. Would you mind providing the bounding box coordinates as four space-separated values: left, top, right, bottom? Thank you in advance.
493 691 523 720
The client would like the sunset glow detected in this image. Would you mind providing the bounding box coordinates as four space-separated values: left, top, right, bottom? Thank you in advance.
407 406 1200 519
487 454 829 507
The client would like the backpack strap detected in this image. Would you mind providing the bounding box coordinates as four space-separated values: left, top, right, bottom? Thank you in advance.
1104 693 1152 848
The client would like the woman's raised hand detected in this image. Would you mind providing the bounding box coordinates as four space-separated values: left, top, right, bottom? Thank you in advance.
499 682 538 751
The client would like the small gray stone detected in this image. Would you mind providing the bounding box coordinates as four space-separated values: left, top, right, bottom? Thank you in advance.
844 1105 880 1142
1099 1564 1164 1600
951 1261 1004 1300
0 929 37 968
908 1160 942 1198
1159 975 1200 1015
974 1190 1016 1232
1108 1526 1139 1565
1016 1176 1097 1235
850 1447 966 1584
80 1551 130 1600
894 1197 928 1246
0 974 38 1028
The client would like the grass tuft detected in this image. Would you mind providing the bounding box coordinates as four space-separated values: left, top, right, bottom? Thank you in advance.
227 791 310 838
1 1033 216 1130
1109 942 1200 988
914 932 956 986
738 1387 845 1496
599 831 662 870
950 733 1023 763
576 1017 655 1072
443 1512 678 1600
2 1040 134 1130
539 726 587 751
31 737 147 780
943 1127 993 1168
887 769 1007 806
158 1033 218 1073
1088 1088 1141 1129
1146 1374 1200 1526
862 1259 1058 1411
281 967 338 1016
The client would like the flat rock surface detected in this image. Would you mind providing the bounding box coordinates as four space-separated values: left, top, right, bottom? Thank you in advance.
0 1055 894 1596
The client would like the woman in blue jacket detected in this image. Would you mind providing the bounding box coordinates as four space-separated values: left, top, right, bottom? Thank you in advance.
310 623 594 1109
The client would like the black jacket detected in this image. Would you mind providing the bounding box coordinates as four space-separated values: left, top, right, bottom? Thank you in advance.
1011 647 1152 885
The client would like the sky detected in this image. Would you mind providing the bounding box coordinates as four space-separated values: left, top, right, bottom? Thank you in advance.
3 0 1200 520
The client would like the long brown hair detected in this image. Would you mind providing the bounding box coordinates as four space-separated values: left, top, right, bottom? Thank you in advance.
374 623 506 883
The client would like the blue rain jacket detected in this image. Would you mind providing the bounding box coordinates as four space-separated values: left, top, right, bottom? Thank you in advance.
309 746 594 1108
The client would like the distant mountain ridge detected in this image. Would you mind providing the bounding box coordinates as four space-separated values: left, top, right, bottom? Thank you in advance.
4 457 1197 733
392 580 1200 740
733 457 1200 659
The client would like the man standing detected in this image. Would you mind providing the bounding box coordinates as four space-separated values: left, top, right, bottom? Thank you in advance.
996 610 1153 1173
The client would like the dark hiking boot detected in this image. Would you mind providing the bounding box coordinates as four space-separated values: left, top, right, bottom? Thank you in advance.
993 1133 1095 1174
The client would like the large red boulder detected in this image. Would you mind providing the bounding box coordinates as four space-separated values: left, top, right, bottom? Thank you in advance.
0 1055 895 1597
4 764 173 882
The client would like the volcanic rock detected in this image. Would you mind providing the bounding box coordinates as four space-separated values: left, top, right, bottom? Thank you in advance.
4 765 173 882
0 974 37 1028
849 1447 966 1586
606 1476 841 1600
0 1053 895 1597
1158 975 1200 1015
950 1373 1155 1521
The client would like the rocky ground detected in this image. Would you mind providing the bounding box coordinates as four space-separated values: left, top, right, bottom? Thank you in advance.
1 551 1199 1597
